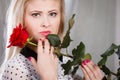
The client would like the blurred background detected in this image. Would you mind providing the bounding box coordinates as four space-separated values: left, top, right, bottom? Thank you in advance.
0 0 10 65
0 0 120 78
64 0 120 77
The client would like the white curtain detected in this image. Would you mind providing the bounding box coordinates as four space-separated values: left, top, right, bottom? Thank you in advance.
114 0 120 74
0 0 10 65
65 0 119 76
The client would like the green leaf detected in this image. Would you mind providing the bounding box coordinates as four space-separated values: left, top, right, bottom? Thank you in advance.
72 57 82 66
101 44 119 57
98 56 107 66
61 60 72 75
48 34 61 47
101 65 111 75
72 65 79 75
61 14 75 48
69 14 75 30
72 42 85 59
70 42 85 66
61 41 85 75
117 67 120 78
116 47 120 59
54 47 62 58
83 53 92 60
61 31 72 48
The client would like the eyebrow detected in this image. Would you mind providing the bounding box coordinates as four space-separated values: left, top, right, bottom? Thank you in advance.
29 9 58 13
48 10 58 13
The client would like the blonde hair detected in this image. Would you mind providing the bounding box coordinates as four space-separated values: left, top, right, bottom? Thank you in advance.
2 0 65 65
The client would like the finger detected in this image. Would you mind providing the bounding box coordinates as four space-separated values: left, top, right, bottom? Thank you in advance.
82 60 96 80
87 61 103 79
90 62 104 79
28 57 39 73
54 55 58 66
50 46 54 54
93 64 104 79
50 47 56 58
37 40 43 58
50 47 58 63
44 39 50 54
53 55 58 70
80 66 90 80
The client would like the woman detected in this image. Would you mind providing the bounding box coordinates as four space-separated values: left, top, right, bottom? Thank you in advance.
0 0 103 80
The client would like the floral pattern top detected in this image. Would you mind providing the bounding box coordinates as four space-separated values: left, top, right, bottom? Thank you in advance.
1 47 75 80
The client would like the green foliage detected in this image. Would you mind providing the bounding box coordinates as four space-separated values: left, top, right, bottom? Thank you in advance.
61 31 72 48
117 68 120 80
72 42 85 60
61 60 72 75
61 14 75 48
84 53 92 60
61 42 87 75
47 14 120 80
98 56 107 66
97 44 120 79
47 34 61 47
69 14 75 30
101 65 111 75
101 44 119 57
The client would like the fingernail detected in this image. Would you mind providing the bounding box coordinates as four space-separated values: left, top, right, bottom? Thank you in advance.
82 59 90 66
39 39 43 42
82 61 86 66
39 39 42 41
86 59 90 63
28 57 32 61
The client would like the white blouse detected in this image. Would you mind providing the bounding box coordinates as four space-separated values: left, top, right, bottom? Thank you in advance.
1 54 75 80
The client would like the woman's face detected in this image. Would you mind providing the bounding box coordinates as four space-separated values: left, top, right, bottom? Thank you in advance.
24 0 61 41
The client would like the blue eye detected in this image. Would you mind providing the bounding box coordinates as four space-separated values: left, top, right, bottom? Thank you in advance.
49 12 57 17
31 13 40 17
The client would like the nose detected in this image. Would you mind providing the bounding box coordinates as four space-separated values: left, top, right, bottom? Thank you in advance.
41 15 50 28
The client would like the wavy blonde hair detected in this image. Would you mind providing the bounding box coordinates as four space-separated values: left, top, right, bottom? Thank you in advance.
0 0 65 73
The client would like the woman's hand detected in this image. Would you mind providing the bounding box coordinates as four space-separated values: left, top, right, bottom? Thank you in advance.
81 59 103 80
30 39 58 80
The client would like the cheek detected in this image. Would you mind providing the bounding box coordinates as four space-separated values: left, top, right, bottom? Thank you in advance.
52 19 60 34
25 24 38 41
24 19 31 33
24 16 36 36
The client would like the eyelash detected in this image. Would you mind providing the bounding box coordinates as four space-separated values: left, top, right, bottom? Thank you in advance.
31 13 40 17
49 12 57 17
31 12 57 17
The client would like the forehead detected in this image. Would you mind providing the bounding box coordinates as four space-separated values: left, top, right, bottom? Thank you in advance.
25 0 60 11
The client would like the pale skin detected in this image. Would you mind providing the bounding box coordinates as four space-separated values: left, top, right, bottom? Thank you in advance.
24 0 103 80
81 60 103 80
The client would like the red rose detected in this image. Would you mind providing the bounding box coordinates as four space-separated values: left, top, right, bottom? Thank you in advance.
7 24 29 48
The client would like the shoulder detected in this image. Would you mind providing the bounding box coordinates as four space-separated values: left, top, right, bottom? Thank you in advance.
3 54 33 74
1 54 40 80
5 54 32 70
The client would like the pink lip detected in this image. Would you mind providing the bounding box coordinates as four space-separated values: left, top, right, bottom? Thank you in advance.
40 31 51 36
